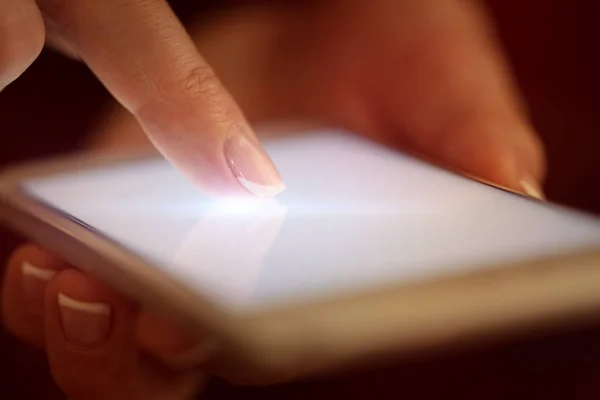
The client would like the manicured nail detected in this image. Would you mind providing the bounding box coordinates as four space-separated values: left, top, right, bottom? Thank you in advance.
22 262 56 303
58 293 110 346
224 134 285 197
520 175 545 200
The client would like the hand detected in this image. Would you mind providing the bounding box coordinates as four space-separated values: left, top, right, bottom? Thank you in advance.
90 0 546 197
3 1 547 399
3 245 209 399
1 0 284 197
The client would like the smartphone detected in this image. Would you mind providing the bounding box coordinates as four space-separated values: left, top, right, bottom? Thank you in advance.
2 130 600 383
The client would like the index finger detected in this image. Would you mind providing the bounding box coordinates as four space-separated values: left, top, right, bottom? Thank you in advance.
37 0 284 197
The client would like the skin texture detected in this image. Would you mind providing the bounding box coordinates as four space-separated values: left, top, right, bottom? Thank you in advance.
1 1 547 398
90 1 546 193
1 0 284 196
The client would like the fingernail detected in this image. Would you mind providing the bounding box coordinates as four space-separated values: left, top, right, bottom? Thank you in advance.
58 293 111 346
224 134 285 197
22 262 56 303
520 175 545 200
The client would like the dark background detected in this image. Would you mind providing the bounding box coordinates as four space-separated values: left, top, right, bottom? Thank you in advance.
1 1 599 398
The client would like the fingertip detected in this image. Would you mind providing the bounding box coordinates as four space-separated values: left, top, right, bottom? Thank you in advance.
44 270 139 398
44 269 136 349
8 245 64 299
46 269 128 307
2 244 68 347
434 116 546 196
43 271 203 398
514 125 547 189
8 244 67 272
520 175 546 200
223 134 286 197
505 122 547 198
137 311 213 369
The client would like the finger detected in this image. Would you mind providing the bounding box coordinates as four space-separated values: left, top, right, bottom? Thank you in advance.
373 1 545 196
45 268 140 399
45 269 203 400
36 0 284 197
2 244 68 348
0 0 45 91
136 311 214 370
312 0 545 197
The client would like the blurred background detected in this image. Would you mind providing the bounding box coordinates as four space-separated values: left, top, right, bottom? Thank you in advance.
1 0 599 398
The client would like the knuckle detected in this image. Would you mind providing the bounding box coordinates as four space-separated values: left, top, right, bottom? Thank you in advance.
173 65 237 129
137 64 234 133
176 64 221 100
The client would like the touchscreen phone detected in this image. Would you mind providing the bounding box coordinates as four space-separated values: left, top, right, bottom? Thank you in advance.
2 130 600 383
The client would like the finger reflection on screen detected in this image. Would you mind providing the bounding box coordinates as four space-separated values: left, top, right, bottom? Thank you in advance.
171 198 288 309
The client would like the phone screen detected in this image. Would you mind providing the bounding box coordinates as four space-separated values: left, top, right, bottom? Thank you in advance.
20 132 600 313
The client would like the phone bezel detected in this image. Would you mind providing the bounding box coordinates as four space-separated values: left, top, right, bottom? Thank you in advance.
2 145 600 383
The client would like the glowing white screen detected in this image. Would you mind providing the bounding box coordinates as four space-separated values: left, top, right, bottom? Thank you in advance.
22 132 600 313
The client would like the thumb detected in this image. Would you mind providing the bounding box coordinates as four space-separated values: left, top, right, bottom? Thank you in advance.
377 1 546 196
44 270 202 400
325 1 545 197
